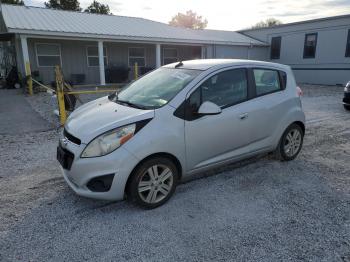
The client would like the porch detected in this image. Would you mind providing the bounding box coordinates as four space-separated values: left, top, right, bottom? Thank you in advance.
18 37 203 85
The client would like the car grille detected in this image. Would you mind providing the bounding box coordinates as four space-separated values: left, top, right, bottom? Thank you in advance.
57 145 75 170
63 129 81 145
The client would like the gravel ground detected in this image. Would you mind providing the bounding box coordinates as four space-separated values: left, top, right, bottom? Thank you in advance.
0 85 349 261
25 91 106 127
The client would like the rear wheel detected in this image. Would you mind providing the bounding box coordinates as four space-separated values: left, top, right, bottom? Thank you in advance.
276 123 304 161
128 157 179 209
344 104 350 111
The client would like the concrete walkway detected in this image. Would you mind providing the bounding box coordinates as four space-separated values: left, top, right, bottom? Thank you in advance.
0 89 53 135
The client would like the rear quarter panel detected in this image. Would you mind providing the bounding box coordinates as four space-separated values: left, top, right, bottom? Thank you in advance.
271 67 305 149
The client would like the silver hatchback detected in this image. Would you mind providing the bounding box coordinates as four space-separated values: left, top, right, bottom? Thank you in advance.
58 59 305 208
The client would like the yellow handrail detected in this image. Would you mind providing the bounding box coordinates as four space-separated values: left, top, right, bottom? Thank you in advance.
25 62 33 96
134 62 138 80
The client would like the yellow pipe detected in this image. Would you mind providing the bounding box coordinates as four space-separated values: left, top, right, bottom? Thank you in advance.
134 62 138 80
72 83 125 88
25 62 33 96
55 66 67 125
65 90 116 95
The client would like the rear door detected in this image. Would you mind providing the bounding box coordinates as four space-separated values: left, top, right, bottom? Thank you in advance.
184 68 255 171
245 67 288 149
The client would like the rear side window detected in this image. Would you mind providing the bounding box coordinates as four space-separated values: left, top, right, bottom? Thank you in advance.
279 71 287 89
253 69 281 96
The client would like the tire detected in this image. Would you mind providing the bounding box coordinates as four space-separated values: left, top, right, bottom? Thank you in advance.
276 123 304 161
344 104 350 111
127 157 179 209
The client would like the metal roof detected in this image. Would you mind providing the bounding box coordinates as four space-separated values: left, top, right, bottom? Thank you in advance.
0 4 266 46
240 13 350 32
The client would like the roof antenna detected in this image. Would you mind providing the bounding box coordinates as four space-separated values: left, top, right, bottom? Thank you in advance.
175 61 183 68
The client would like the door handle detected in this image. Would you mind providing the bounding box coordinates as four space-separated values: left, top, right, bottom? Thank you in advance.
239 113 248 120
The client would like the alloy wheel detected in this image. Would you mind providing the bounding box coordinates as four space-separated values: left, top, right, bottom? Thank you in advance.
137 164 174 204
283 128 302 157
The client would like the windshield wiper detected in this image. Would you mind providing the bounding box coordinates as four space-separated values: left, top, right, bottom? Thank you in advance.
109 92 147 109
116 99 148 110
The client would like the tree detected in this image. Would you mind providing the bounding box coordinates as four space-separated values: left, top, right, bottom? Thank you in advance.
251 18 282 29
1 0 24 5
84 0 111 14
44 0 82 11
169 10 208 29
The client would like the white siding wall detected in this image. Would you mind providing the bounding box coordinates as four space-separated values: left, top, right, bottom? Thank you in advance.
205 44 268 61
25 39 203 84
241 16 350 85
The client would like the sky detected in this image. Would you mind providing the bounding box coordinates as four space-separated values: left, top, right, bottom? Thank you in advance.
24 0 350 30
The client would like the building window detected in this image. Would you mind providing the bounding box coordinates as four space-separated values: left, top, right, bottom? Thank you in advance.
87 46 107 67
303 33 317 59
270 36 281 59
36 43 61 67
346 29 350 57
163 48 178 65
129 47 145 67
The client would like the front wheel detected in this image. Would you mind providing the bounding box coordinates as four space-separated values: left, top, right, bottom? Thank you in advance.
128 157 179 209
276 123 304 161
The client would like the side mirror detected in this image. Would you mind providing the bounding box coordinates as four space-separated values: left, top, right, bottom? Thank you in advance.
197 101 222 115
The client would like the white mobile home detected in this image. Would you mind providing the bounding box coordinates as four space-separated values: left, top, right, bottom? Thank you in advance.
240 15 350 85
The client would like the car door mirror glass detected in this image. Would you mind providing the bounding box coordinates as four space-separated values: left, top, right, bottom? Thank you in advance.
197 101 222 115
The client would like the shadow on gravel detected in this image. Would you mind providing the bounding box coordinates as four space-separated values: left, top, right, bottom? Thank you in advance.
0 155 349 262
0 89 54 135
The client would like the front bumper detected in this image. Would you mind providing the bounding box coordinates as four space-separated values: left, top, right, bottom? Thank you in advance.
59 139 140 201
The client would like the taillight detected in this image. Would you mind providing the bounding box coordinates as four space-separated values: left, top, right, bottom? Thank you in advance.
297 86 303 97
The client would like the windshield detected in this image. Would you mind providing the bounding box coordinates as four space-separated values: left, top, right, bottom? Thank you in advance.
116 68 201 109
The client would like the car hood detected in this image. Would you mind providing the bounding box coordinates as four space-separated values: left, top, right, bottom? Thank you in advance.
65 96 154 144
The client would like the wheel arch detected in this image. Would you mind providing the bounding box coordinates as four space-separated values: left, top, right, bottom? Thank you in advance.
124 152 183 195
293 121 305 135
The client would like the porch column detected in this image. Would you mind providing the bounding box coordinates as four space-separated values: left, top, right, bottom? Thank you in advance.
156 43 161 68
201 46 205 59
98 40 106 85
20 35 30 73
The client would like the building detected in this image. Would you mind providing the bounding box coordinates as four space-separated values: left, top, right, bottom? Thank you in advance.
0 4 266 85
240 15 350 85
0 4 348 86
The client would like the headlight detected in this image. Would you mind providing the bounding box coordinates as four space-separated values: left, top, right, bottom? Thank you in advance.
81 124 136 158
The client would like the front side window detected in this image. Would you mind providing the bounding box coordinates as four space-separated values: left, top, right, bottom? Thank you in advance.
189 68 248 111
129 47 145 67
87 46 107 67
253 69 281 96
303 33 317 58
270 36 281 59
346 29 350 57
36 43 61 67
117 68 200 108
163 48 178 65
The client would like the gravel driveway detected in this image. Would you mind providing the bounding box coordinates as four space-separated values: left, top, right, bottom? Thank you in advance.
0 85 349 261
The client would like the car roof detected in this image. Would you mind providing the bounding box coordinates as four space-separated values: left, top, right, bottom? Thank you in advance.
163 59 290 71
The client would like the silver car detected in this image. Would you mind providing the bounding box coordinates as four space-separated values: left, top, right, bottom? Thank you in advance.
57 59 305 208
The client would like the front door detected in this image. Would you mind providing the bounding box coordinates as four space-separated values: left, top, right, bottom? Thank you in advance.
184 68 254 171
